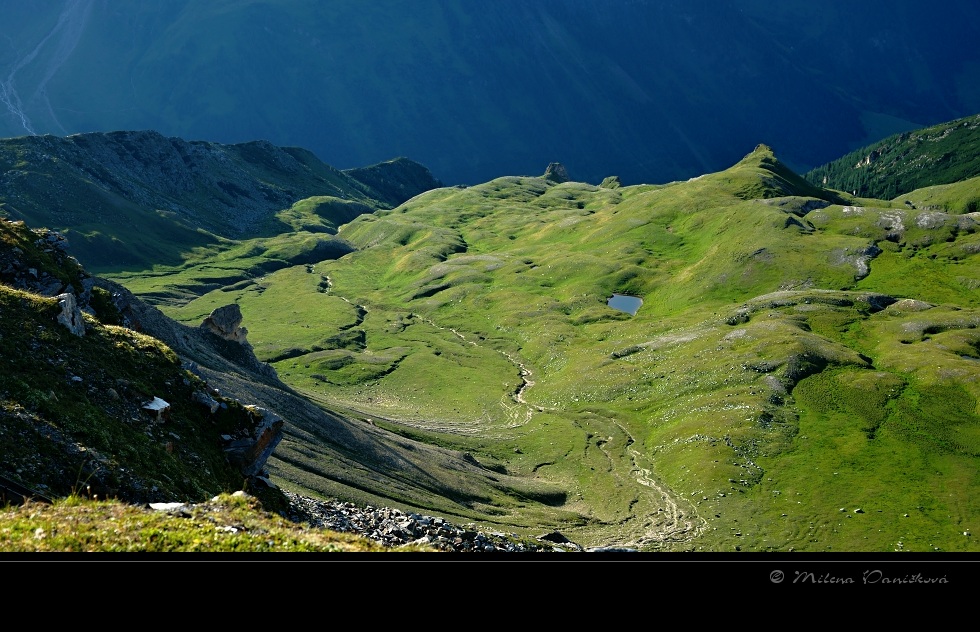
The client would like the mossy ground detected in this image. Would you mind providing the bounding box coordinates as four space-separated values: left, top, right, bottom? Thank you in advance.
0 492 417 552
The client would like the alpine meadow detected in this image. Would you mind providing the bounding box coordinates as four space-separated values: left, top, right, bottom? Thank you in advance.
0 1 979 557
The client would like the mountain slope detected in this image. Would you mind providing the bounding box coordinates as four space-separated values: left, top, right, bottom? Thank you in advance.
805 113 980 200
0 218 285 508
0 131 440 270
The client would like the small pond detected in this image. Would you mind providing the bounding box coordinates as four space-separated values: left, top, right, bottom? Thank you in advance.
607 293 643 315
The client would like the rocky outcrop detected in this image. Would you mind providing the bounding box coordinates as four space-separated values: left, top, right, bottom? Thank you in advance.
599 175 621 189
886 298 935 313
1 276 288 506
55 292 86 336
223 406 284 478
202 303 250 345
196 303 278 381
725 289 899 325
850 243 883 280
825 240 883 280
0 220 92 301
544 162 570 184
65 277 287 488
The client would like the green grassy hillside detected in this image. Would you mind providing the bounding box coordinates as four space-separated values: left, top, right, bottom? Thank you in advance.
805 114 980 200
2 119 978 552
127 144 980 552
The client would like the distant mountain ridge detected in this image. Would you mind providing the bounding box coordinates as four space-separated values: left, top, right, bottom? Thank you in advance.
0 130 440 270
1 1 979 186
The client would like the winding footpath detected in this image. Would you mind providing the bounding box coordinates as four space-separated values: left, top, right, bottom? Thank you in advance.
413 314 543 428
625 445 707 548
315 284 702 550
399 312 704 549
